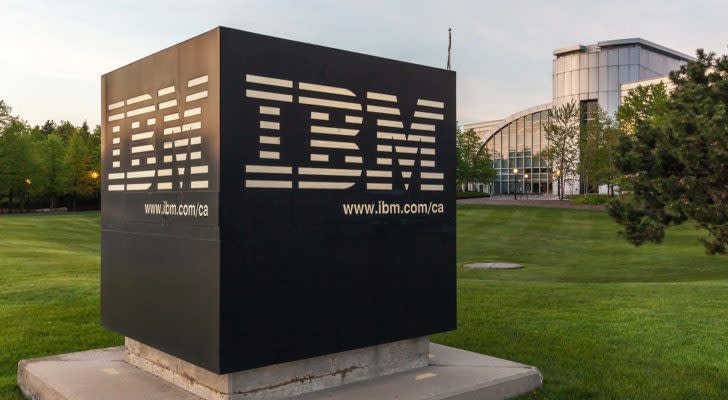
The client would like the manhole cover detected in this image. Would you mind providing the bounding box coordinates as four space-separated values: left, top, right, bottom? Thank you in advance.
463 262 522 270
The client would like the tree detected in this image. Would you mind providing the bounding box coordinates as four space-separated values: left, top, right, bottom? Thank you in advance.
88 125 102 196
38 134 67 209
608 49 728 255
55 121 77 142
456 127 496 191
0 119 35 212
540 101 580 199
65 132 93 211
616 82 670 134
0 100 13 132
579 106 624 196
40 120 56 136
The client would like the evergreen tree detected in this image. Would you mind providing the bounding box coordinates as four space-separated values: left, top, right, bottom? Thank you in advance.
608 50 728 255
40 120 56 136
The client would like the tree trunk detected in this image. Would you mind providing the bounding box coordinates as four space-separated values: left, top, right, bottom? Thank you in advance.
50 194 56 209
8 189 13 214
557 177 562 200
72 196 77 211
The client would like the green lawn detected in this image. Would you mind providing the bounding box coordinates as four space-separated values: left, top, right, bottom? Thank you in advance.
1 208 728 399
433 205 728 399
0 213 121 400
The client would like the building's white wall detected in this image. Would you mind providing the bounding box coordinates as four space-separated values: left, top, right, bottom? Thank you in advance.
553 45 687 117
620 76 674 100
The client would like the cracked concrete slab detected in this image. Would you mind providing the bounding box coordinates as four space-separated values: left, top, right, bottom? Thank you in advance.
17 343 542 400
125 336 429 399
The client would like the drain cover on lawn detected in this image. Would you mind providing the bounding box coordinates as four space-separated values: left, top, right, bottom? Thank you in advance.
463 262 522 269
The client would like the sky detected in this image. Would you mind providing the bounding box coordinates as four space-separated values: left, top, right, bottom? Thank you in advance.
1 0 727 128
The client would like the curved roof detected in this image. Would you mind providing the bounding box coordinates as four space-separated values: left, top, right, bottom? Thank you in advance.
481 102 552 144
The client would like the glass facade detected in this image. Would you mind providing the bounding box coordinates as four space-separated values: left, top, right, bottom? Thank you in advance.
467 39 693 196
484 109 552 195
552 43 688 117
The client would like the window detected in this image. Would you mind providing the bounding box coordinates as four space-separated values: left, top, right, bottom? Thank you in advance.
481 109 554 195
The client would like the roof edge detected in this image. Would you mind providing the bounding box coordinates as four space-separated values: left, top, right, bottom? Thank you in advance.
553 45 585 56
469 102 553 144
597 38 695 61
552 38 695 62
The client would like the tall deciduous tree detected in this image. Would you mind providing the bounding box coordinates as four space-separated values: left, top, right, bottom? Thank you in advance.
616 82 670 134
608 50 728 255
38 134 67 209
0 100 103 211
0 119 35 212
55 121 77 142
456 127 496 191
580 106 624 196
65 132 93 211
540 101 580 199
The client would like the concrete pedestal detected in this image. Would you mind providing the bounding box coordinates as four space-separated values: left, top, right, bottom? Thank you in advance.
18 342 542 400
125 337 430 400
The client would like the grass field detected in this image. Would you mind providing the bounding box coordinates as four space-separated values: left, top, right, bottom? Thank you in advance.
434 205 728 399
0 213 121 400
1 208 728 399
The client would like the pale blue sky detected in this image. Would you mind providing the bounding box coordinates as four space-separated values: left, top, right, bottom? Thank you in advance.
2 0 726 127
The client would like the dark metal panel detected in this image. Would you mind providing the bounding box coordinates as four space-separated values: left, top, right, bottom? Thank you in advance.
101 230 220 371
218 27 456 373
100 28 222 372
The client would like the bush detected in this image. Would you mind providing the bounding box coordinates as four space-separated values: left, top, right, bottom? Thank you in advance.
570 194 611 205
456 191 490 199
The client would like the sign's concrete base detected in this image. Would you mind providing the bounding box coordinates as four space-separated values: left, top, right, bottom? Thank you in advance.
125 336 430 399
18 342 542 400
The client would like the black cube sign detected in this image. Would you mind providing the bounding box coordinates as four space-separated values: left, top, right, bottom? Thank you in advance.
101 27 455 374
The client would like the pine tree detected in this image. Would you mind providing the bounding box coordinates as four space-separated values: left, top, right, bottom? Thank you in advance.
608 50 728 255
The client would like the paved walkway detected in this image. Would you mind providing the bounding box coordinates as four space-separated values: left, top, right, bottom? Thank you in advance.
457 197 606 211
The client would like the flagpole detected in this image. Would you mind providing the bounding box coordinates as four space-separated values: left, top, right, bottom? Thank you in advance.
447 28 452 70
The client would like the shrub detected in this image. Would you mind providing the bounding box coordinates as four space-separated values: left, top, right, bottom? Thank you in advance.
571 195 611 205
456 191 490 199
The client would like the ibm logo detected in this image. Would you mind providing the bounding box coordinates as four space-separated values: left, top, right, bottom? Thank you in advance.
105 72 447 193
244 74 446 192
105 75 210 192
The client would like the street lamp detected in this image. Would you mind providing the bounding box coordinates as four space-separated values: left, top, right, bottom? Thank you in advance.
24 178 31 210
555 169 561 199
512 168 519 200
524 173 530 200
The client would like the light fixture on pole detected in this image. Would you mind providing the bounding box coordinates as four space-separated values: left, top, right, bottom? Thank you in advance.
524 173 530 200
512 168 519 200
555 169 561 199
24 178 31 208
